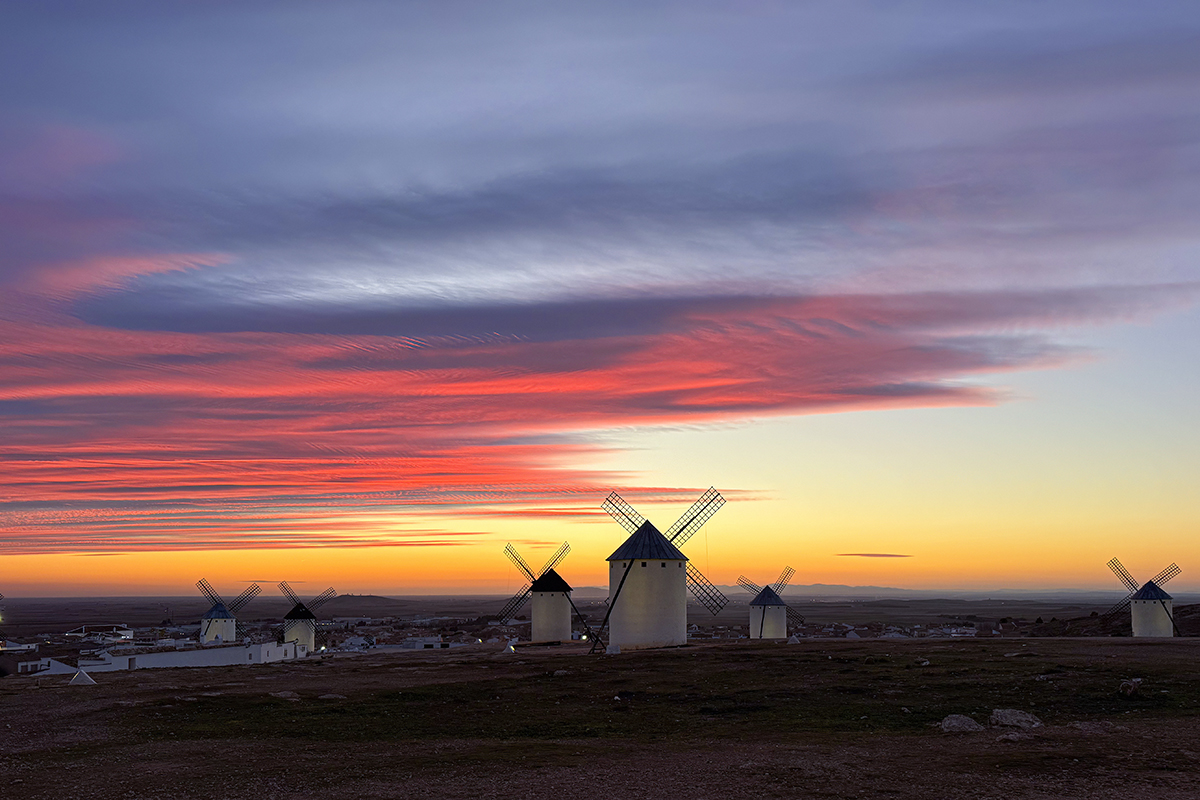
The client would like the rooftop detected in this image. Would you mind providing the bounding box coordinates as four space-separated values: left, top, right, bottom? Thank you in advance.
607 521 688 562
530 568 572 593
750 586 787 607
1132 580 1172 601
202 603 235 620
284 603 317 620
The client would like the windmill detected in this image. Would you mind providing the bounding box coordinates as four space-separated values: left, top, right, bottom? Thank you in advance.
1104 558 1181 638
737 566 806 639
593 487 729 652
499 542 593 643
195 579 261 644
279 581 336 652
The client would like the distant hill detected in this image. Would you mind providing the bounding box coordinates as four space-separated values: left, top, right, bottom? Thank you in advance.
317 594 415 615
561 583 1200 602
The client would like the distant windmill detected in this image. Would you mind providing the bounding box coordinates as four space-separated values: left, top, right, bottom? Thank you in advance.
196 579 261 644
594 487 729 652
737 566 806 639
499 542 591 643
1104 558 1181 638
278 581 336 652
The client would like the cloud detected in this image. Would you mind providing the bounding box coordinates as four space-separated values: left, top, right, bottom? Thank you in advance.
849 30 1200 98
0 280 1191 553
3 5 1200 555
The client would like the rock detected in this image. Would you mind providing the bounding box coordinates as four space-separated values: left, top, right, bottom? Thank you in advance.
940 714 984 733
990 709 1042 729
553 669 572 677
1119 678 1143 697
318 694 346 700
915 658 930 667
996 732 1029 742
606 644 621 655
68 670 96 686
269 690 300 700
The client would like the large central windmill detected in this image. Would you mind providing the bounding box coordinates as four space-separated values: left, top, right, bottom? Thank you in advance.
737 566 806 639
278 581 336 652
1104 558 1181 638
196 579 261 644
595 487 729 651
498 542 588 643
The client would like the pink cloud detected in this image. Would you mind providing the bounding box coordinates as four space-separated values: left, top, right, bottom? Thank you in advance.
0 278 1189 553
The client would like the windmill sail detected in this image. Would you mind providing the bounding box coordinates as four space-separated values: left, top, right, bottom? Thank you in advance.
685 564 728 615
498 542 571 621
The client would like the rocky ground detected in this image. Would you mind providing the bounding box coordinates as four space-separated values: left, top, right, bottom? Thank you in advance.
3 637 1199 799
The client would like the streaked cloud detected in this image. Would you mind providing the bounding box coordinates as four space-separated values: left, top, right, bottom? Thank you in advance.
1 3 1198 555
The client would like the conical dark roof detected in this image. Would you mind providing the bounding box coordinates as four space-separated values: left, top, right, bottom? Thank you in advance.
530 568 572 593
607 521 688 561
284 602 317 620
203 602 235 620
1132 580 1172 600
750 586 786 606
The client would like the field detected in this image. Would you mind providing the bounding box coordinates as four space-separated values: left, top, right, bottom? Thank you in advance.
4 637 1200 799
2 592 1169 637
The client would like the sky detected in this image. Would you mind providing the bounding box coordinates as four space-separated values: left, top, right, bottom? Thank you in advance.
1 2 1198 597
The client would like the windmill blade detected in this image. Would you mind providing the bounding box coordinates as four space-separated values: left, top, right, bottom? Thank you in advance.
1107 558 1138 592
786 606 806 627
234 620 252 642
196 578 223 607
666 487 725 547
1102 596 1133 622
538 542 571 577
504 543 537 581
602 492 646 534
277 581 301 605
498 586 532 620
1150 563 1181 587
309 587 337 610
686 563 728 615
773 566 795 594
737 575 762 595
228 583 261 614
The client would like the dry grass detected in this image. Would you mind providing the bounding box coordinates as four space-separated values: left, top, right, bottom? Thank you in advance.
4 638 1200 799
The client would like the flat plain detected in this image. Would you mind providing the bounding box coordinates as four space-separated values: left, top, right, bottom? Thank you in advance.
4 637 1200 799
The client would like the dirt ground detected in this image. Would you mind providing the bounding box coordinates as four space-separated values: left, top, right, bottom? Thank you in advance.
3 638 1199 799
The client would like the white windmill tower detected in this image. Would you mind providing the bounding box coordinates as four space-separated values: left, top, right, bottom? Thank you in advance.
1104 558 1181 638
737 566 806 639
278 582 337 652
498 543 592 643
594 488 729 652
196 579 261 644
